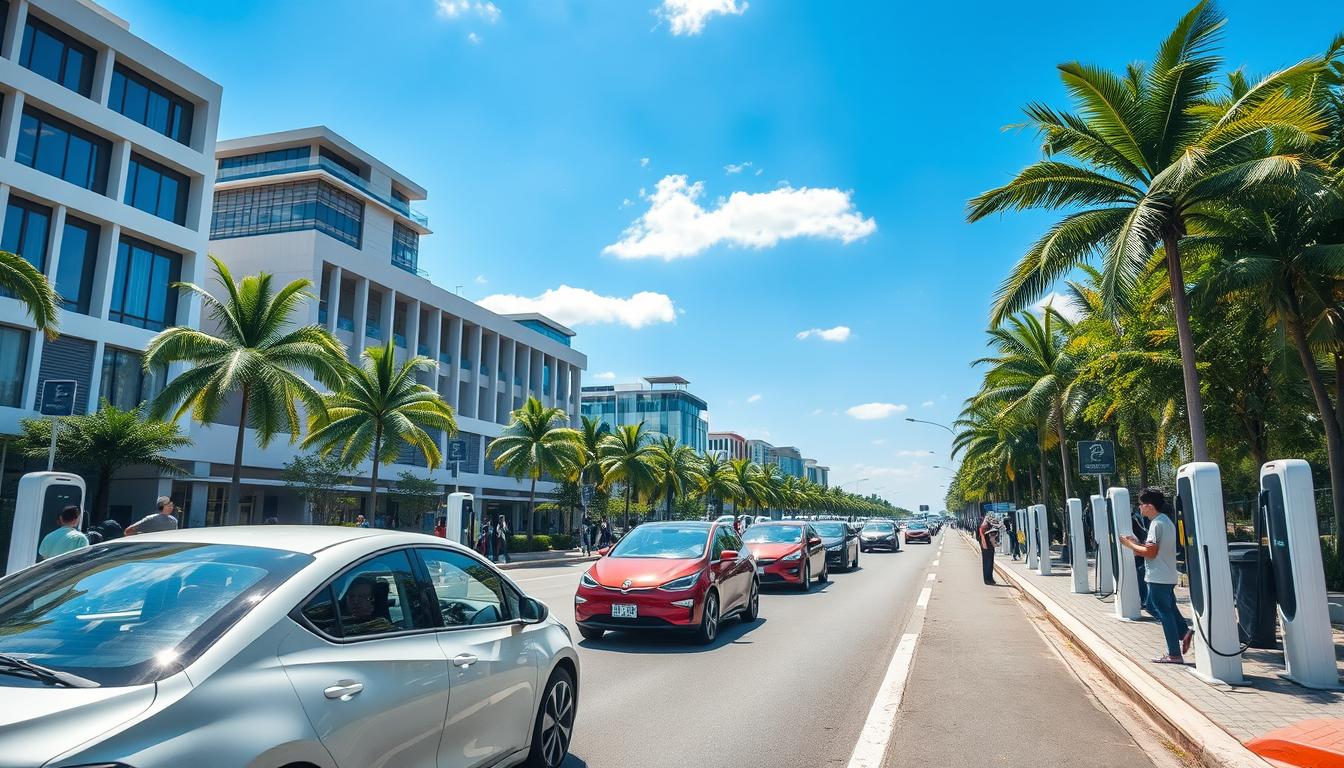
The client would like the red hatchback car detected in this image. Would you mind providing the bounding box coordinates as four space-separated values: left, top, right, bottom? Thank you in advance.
575 521 759 644
742 522 829 591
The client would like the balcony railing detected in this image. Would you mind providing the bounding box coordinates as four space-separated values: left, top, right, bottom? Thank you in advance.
217 157 430 227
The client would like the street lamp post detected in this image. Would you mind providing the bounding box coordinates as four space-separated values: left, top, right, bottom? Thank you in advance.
905 417 954 435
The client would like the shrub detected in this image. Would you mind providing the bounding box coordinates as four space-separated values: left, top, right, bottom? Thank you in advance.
550 534 575 550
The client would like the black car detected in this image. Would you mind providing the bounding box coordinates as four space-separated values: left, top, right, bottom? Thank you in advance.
812 520 860 571
859 520 900 552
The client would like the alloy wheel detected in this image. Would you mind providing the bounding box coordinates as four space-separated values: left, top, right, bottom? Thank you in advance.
705 593 719 641
540 677 575 767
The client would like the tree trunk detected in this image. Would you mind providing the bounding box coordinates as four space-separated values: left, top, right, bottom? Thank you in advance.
665 487 674 521
1038 442 1051 544
227 386 250 525
368 425 382 524
1335 351 1344 439
1286 296 1344 559
1163 232 1210 462
623 483 631 530
527 474 537 541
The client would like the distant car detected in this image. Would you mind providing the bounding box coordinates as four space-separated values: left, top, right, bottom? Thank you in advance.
575 521 759 644
715 514 737 525
811 520 860 571
754 515 771 525
860 520 900 552
0 526 578 768
743 521 829 591
905 522 932 544
737 514 755 531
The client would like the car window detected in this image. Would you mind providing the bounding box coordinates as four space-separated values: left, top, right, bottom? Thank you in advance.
300 586 340 636
416 548 510 627
711 528 728 559
728 531 744 551
331 550 431 638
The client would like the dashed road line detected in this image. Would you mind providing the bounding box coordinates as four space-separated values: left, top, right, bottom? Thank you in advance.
926 573 936 581
845 632 920 768
916 586 932 608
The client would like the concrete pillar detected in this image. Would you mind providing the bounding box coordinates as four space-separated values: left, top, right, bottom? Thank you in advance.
0 0 24 60
109 140 132 203
446 315 462 410
45 206 67 281
352 277 369 361
92 223 122 320
518 344 532 404
0 90 25 161
570 366 582 425
466 324 482 418
188 479 208 528
483 331 498 423
379 289 395 349
92 47 116 108
425 308 442 374
325 265 342 333
406 298 421 357
85 340 106 407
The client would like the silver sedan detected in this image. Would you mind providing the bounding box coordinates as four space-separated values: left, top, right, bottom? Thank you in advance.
0 526 579 768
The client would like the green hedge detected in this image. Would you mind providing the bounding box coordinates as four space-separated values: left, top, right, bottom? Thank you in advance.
506 534 577 553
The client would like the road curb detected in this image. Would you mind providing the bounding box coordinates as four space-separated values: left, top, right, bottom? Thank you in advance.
958 532 1271 768
495 552 598 570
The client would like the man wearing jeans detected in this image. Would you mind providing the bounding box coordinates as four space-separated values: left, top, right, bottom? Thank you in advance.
1121 487 1192 664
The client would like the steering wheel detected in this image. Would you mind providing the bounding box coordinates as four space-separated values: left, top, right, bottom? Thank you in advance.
438 598 474 625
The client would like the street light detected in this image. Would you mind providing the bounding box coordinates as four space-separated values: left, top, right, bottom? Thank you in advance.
905 417 954 434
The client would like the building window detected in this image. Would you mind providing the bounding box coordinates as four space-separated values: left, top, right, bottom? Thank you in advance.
100 347 165 410
318 146 364 179
217 146 309 180
125 154 189 224
19 16 95 97
210 180 363 248
391 222 418 274
0 325 29 408
15 107 111 194
1 197 51 272
108 64 194 145
55 215 98 314
110 236 181 331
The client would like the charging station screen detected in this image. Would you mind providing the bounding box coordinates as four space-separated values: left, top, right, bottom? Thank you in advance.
34 483 84 560
1177 476 1203 616
461 499 474 542
1262 474 1297 621
1105 499 1119 582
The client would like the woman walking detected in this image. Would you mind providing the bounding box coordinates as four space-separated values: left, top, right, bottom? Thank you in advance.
495 515 512 564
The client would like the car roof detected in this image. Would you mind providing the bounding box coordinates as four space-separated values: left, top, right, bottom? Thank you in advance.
644 520 712 528
751 520 805 527
106 525 446 555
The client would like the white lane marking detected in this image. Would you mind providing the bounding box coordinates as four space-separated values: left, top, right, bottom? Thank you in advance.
846 632 920 768
932 560 940 566
926 573 935 581
513 572 583 583
916 586 932 607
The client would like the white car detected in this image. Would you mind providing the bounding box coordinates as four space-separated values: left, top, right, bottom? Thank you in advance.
0 526 578 768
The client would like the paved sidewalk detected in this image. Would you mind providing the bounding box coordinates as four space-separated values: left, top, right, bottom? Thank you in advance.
885 536 1155 767
495 549 598 570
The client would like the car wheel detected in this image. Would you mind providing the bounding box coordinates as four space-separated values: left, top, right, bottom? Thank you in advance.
819 561 829 583
851 549 859 570
524 667 576 768
577 625 604 641
799 561 811 592
695 590 720 644
741 579 760 623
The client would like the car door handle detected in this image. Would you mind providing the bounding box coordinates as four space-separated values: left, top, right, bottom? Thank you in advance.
452 653 478 668
323 681 364 700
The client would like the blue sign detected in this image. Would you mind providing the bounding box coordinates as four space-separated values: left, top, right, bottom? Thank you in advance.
39 380 77 417
447 439 468 463
1077 440 1116 476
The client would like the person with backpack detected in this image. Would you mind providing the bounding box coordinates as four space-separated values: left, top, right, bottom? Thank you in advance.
495 515 511 564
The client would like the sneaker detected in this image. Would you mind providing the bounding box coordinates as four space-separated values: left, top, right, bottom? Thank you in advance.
1181 629 1194 654
1152 654 1185 664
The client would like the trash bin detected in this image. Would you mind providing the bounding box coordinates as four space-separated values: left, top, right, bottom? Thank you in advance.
1227 542 1278 649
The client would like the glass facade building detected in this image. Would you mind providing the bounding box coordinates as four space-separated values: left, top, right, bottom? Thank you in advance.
581 381 708 453
210 179 364 247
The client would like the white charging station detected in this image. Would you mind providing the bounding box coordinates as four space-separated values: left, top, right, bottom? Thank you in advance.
1068 498 1088 593
1025 507 1039 569
1260 460 1339 689
445 492 475 546
5 471 86 575
1090 493 1114 595
999 513 1011 555
1177 462 1244 685
1107 487 1142 621
1032 504 1051 575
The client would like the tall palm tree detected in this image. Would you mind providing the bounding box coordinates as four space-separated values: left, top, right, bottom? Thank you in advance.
649 435 702 521
597 423 659 530
755 463 783 516
487 397 581 540
0 249 59 336
573 415 610 494
696 451 742 518
303 342 457 525
728 458 763 516
146 256 346 524
967 0 1330 462
18 401 192 522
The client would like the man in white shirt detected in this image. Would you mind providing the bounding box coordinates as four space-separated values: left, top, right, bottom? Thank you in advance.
1120 487 1192 664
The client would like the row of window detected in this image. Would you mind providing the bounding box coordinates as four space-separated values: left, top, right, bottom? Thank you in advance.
217 146 308 178
109 64 194 145
19 16 95 97
125 154 189 224
391 222 418 273
16 106 111 194
0 324 162 411
210 180 363 248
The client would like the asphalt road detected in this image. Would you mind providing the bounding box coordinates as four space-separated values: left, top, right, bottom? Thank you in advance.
508 534 939 768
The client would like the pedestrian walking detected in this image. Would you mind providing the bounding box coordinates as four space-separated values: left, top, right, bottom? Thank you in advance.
483 516 496 561
1120 487 1192 664
599 517 612 548
125 496 179 535
978 513 999 585
1007 511 1021 561
580 514 593 555
496 515 511 564
354 514 370 528
38 505 89 560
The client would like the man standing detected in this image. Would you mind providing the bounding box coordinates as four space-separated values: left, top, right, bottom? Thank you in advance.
495 515 511 564
38 505 89 559
125 496 179 536
978 513 999 585
354 514 370 528
1120 487 1192 664
1007 510 1021 561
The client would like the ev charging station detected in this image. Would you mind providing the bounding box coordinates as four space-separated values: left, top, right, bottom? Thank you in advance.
1177 462 1244 685
1107 487 1142 621
5 471 86 575
1090 494 1114 595
1032 504 1051 575
1025 507 1039 569
999 513 1012 555
1068 498 1089 593
1260 460 1339 689
444 492 475 546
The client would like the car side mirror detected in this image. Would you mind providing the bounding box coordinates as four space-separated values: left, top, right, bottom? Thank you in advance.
597 546 611 557
520 596 548 624
719 549 738 562
809 537 821 546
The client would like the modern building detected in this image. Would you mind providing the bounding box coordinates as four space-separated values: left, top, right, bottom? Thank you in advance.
195 126 585 531
770 445 805 479
580 376 708 453
708 431 746 462
746 438 773 467
0 0 221 510
804 458 829 488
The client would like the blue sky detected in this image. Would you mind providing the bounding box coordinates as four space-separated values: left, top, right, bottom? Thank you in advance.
106 0 1342 510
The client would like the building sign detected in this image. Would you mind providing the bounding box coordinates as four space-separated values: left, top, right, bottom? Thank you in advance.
1077 440 1116 476
39 380 77 417
447 439 468 463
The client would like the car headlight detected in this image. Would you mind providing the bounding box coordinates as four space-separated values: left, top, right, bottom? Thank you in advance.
660 570 702 591
827 544 842 551
781 549 802 561
580 571 598 589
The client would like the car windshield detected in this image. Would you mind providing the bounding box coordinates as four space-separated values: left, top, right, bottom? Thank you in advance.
609 525 709 559
742 525 803 544
812 522 849 538
0 542 311 687
863 522 895 533
908 523 928 530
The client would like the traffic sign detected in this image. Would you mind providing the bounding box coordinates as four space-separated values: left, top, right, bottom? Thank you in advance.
446 439 468 463
39 380 77 417
1077 440 1116 476
919 504 929 512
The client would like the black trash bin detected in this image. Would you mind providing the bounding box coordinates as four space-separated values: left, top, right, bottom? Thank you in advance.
1226 542 1278 649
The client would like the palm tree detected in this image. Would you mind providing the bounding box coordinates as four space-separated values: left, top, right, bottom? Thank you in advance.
18 401 192 522
728 458 762 516
573 415 609 493
755 463 783 516
303 342 457 525
597 423 659 530
0 249 59 336
967 0 1330 462
649 435 702 521
487 397 581 540
696 451 742 518
146 256 346 524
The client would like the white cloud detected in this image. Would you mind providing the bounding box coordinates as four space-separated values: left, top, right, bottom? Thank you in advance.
921 400 934 408
747 393 762 404
659 0 747 35
478 285 676 329
466 31 482 43
810 408 825 416
846 402 908 421
604 175 876 260
796 325 851 343
1032 291 1083 322
640 157 651 168
435 0 500 22
473 274 488 285
724 161 752 175
871 439 888 446
897 449 931 457
592 371 616 381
